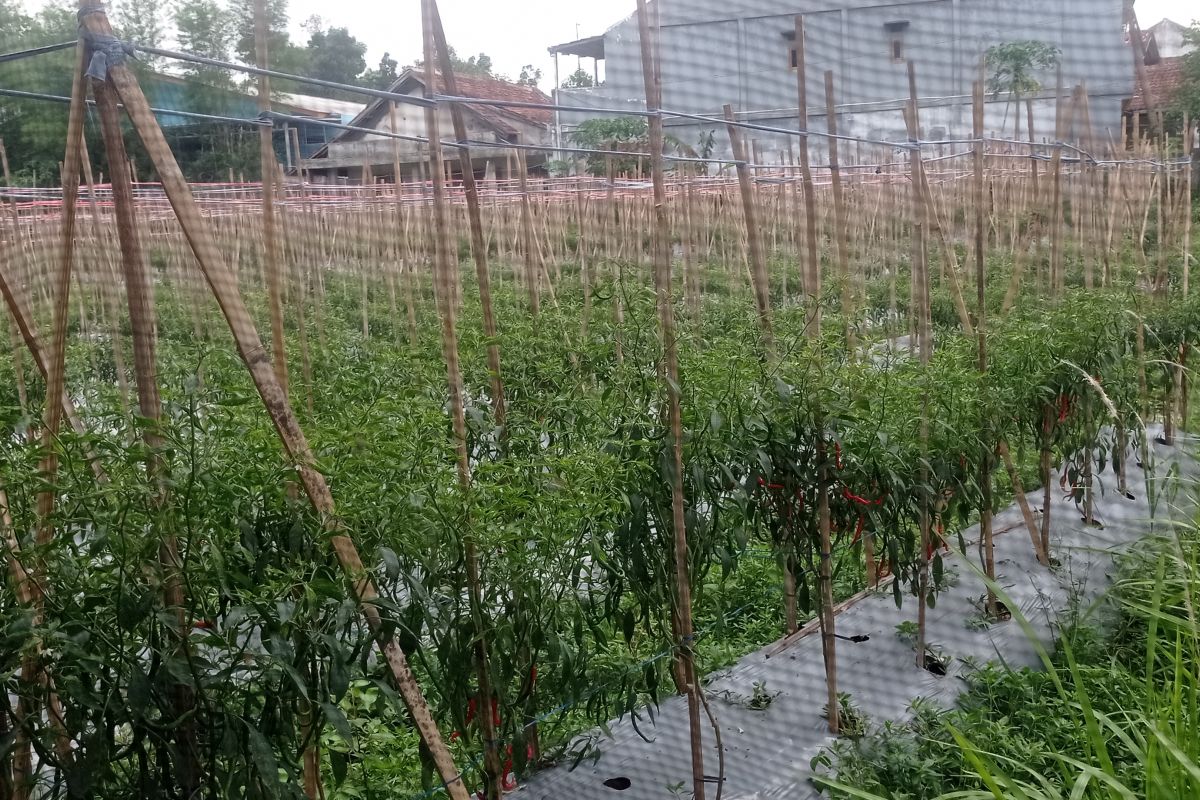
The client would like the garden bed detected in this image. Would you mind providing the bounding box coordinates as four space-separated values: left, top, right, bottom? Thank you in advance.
520 431 1196 800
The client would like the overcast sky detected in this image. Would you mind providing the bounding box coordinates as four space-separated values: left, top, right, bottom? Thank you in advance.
18 0 1200 92
285 0 1198 92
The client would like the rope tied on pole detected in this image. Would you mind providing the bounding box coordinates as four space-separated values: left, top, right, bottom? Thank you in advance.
78 7 136 81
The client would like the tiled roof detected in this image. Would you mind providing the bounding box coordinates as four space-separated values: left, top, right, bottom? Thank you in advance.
1127 56 1186 112
432 72 553 128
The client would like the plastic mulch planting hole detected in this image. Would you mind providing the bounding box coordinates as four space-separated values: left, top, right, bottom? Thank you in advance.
992 601 1012 622
603 777 632 791
923 652 949 676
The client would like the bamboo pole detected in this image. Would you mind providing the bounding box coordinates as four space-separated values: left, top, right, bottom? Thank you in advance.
905 60 934 670
795 16 820 338
824 71 853 350
254 0 288 395
420 4 503 797
517 149 540 317
973 81 998 617
76 9 469 798
635 1 707 796
723 104 774 355
92 73 202 796
430 1 506 435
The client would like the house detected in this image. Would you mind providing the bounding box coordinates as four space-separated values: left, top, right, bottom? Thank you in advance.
1124 56 1186 134
301 69 553 185
139 73 364 168
1146 18 1196 59
549 0 1137 165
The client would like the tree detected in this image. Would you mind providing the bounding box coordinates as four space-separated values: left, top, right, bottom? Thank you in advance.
984 40 1060 139
113 0 165 67
230 0 309 91
174 0 232 65
517 64 542 87
1168 24 1200 131
417 46 494 77
561 68 595 89
306 26 367 86
361 51 399 90
571 117 650 176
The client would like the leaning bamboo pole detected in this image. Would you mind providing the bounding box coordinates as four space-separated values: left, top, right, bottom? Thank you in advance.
76 8 469 798
420 4 503 797
430 1 506 435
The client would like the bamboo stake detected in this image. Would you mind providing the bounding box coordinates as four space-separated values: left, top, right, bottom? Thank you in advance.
517 149 540 318
905 60 934 671
430 3 506 435
635 1 707 795
14 37 87 800
824 71 853 350
253 0 288 396
420 4 503 797
998 440 1047 563
76 9 469 797
92 72 202 796
973 81 998 617
794 16 820 339
723 104 774 355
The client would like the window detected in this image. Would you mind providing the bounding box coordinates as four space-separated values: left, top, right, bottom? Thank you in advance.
884 20 910 64
304 126 326 146
789 47 798 69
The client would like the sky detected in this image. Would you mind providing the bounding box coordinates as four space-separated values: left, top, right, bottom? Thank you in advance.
284 0 625 91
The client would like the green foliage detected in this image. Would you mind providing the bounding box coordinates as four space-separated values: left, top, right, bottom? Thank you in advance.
305 26 367 86
417 45 495 77
0 0 85 183
984 40 1060 98
517 64 543 87
570 117 651 176
360 51 399 90
1169 23 1200 125
561 68 595 89
0 233 1181 799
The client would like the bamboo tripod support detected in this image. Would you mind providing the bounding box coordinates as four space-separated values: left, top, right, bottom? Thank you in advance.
76 8 470 798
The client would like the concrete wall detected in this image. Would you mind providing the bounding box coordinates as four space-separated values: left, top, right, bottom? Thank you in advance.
557 0 1134 164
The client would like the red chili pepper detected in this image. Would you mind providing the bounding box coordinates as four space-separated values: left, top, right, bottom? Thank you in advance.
492 697 501 727
1058 393 1071 423
465 697 477 726
842 486 884 506
852 514 865 545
